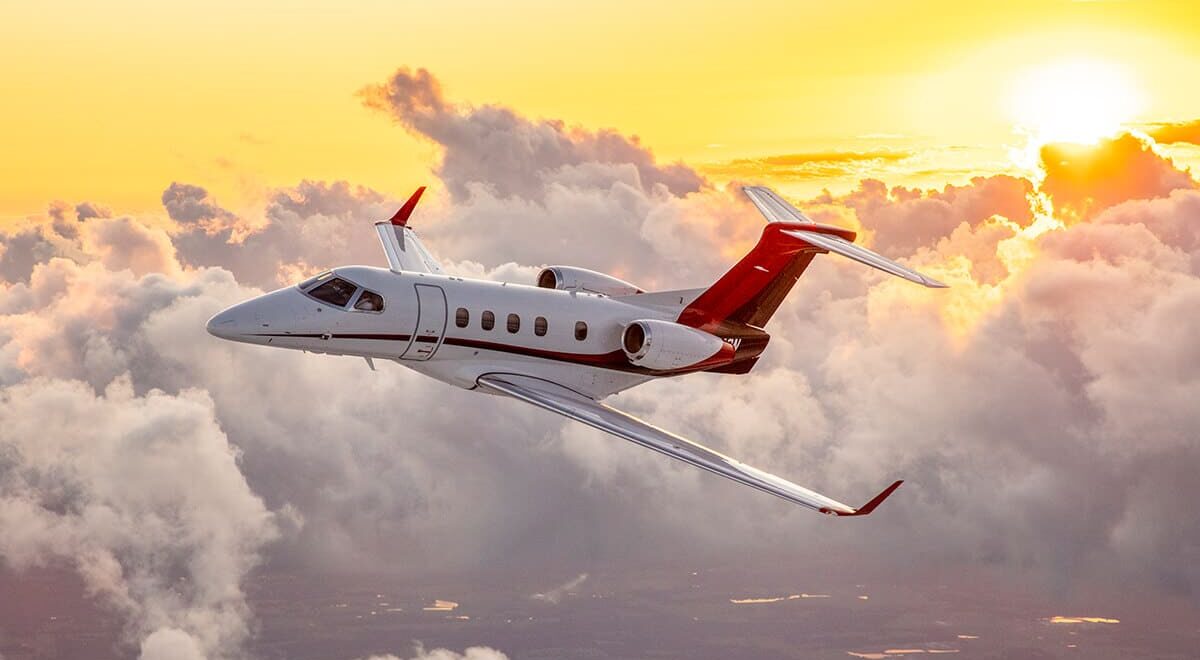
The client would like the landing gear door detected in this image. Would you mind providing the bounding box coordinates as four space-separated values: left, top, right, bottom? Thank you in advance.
400 284 448 361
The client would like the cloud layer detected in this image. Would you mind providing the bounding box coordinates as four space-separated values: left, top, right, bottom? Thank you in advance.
2 68 1199 659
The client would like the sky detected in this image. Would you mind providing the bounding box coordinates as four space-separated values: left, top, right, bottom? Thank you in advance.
2 2 1200 659
3 0 1200 213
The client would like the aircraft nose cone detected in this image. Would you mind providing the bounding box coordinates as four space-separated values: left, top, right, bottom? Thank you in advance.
206 308 242 340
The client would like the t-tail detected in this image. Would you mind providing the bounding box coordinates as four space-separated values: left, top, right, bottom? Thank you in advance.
677 186 946 374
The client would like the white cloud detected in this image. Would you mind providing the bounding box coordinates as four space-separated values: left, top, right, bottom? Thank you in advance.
357 644 508 660
3 67 1200 659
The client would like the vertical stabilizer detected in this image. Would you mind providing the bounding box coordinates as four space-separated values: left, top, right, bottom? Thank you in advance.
374 187 445 274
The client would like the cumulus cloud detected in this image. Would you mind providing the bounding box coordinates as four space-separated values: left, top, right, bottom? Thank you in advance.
359 66 706 202
358 645 509 660
5 65 1200 659
804 174 1034 256
0 376 278 659
1146 119 1200 146
166 180 393 289
1040 133 1194 221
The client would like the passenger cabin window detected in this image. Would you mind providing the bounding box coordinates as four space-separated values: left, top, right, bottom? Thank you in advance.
298 271 333 291
574 321 588 341
507 313 520 334
481 310 495 331
354 290 384 312
455 307 469 328
308 277 357 307
534 316 548 337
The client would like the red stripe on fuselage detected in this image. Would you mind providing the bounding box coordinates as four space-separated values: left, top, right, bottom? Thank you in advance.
250 332 724 377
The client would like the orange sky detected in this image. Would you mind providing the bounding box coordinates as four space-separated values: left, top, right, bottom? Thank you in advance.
2 0 1199 217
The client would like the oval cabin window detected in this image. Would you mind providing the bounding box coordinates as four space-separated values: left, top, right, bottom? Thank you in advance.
481 310 495 331
455 307 469 328
574 321 588 341
534 316 548 336
507 313 520 333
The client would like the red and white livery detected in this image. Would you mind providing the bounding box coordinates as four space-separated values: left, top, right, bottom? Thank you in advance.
208 186 945 516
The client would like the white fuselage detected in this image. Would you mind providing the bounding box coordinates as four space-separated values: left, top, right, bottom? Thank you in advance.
206 266 684 398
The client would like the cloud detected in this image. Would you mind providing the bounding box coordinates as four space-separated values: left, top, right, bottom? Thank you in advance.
166 180 393 289
1039 133 1195 221
704 149 914 181
5 64 1200 659
359 67 706 202
804 174 1034 256
358 645 509 660
1146 120 1200 145
0 375 278 659
162 182 240 231
74 201 111 222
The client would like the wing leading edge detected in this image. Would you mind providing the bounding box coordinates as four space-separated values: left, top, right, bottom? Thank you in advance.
477 373 902 516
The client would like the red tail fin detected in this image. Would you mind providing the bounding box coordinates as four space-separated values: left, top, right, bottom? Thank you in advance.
677 222 855 331
387 186 426 227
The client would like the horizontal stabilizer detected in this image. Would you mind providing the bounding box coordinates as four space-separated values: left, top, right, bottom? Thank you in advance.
744 185 816 223
783 229 947 288
744 185 946 288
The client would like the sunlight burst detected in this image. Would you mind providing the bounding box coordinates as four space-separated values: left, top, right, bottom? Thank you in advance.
1008 58 1143 145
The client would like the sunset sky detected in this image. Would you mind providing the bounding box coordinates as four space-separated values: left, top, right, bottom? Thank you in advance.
3 2 1200 660
4 0 1200 214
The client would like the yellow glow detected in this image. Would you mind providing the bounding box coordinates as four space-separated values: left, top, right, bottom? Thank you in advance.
421 599 459 612
1047 616 1120 624
2 2 1200 215
872 191 1067 346
1008 58 1144 145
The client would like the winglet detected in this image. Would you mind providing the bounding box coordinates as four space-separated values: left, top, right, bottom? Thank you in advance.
387 186 426 227
820 480 903 517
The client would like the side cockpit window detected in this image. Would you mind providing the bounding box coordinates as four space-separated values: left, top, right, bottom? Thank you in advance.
354 290 384 312
307 277 357 307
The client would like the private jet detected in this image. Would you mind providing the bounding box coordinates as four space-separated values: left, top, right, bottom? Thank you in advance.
207 186 945 516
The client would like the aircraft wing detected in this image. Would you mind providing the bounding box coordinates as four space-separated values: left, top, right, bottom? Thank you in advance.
477 373 902 516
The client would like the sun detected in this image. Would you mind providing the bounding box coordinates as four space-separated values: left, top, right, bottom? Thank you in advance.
1007 58 1144 145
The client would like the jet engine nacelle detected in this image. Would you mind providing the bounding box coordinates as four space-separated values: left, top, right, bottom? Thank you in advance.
536 266 643 297
621 319 734 372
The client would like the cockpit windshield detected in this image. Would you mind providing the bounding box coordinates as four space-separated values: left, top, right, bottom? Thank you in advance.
307 277 358 307
297 271 334 291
